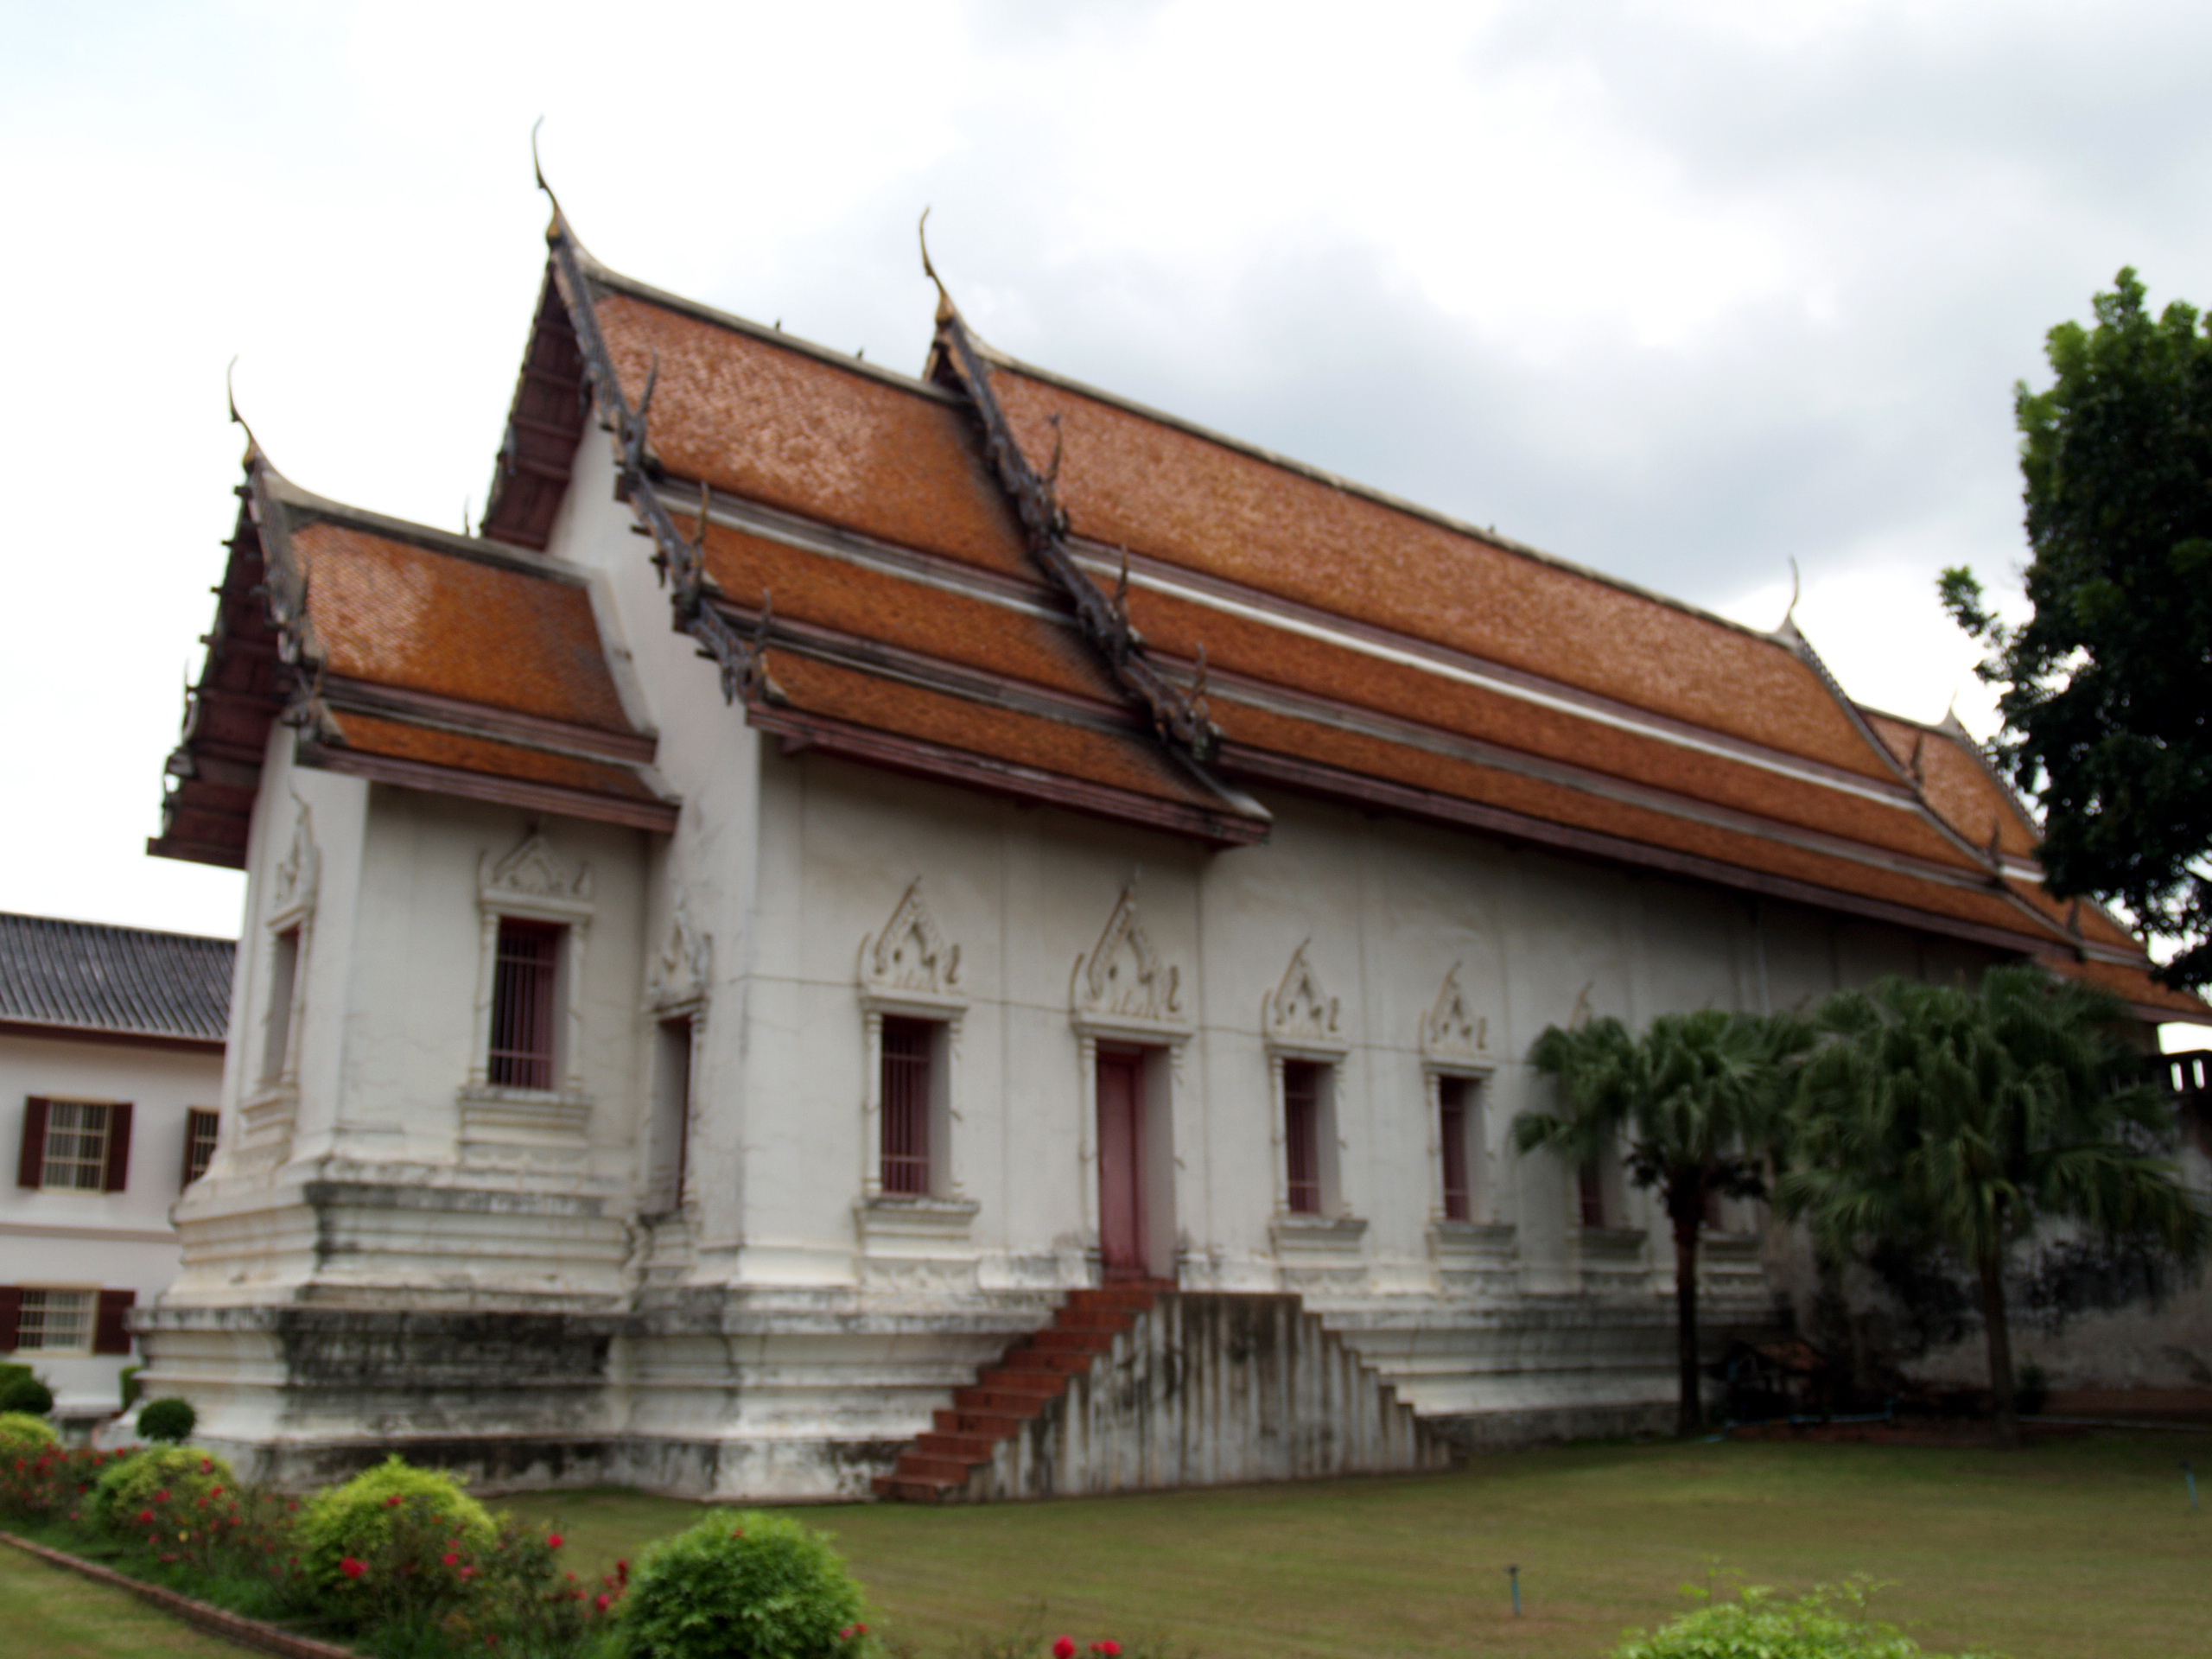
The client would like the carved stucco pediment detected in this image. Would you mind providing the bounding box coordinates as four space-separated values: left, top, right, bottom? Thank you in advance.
1071 885 1185 1031
268 800 319 924
1421 962 1489 1062
480 830 594 920
1263 939 1342 1051
648 891 713 1009
1265 942 1344 1044
861 878 963 1005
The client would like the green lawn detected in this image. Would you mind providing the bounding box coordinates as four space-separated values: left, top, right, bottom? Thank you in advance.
0 1542 249 1657
503 1431 2212 1659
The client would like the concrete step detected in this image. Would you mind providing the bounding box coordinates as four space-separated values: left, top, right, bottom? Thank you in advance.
872 1473 959 1503
953 1384 1053 1416
893 1452 980 1484
936 1408 1026 1437
1001 1349 1094 1375
912 1431 998 1461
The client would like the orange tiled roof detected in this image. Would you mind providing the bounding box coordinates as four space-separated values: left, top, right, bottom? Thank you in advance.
499 228 2201 1020
152 453 677 866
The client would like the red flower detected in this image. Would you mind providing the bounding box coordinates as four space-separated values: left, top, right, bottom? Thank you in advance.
855 1624 868 1637
595 1593 612 1612
137 1509 155 1525
155 1490 170 1503
199 1460 213 1475
1094 1644 1122 1656
617 1560 629 1581
1054 1638 1077 1659
443 1552 461 1567
548 1533 564 1548
385 1494 404 1508
461 1565 477 1580
209 1486 223 1499
340 1556 367 1580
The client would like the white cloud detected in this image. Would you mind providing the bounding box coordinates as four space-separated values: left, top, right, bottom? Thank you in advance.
1 0 2204 936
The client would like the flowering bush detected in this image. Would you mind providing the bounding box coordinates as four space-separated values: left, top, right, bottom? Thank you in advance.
87 1445 236 1535
1614 1582 1996 1658
0 1409 59 1462
0 1440 111 1523
296 1455 496 1605
617 1510 868 1659
433 1519 630 1653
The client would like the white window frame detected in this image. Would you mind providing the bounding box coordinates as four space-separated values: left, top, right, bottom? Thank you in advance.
1425 1062 1494 1225
15 1285 98 1354
38 1097 117 1192
470 836 594 1101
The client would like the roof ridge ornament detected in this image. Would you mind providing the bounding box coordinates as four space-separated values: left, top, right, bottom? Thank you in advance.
915 216 1222 766
226 357 268 468
535 181 779 710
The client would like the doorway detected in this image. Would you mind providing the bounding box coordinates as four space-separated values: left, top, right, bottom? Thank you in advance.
1095 1047 1148 1280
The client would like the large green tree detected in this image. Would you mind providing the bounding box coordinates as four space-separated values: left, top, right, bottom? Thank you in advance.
1777 965 2209 1446
1941 269 2212 988
1516 1009 1806 1436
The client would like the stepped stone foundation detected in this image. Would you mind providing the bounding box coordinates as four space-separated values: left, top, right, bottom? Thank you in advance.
876 1286 1452 1502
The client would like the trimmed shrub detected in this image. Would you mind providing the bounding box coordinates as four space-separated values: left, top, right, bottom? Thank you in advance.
296 1455 496 1601
0 1410 60 1461
137 1397 198 1444
0 1372 54 1415
89 1444 237 1535
618 1510 868 1659
1615 1583 1993 1658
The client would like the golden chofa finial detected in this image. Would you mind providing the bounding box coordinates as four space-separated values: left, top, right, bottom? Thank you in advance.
532 116 566 241
919 207 957 324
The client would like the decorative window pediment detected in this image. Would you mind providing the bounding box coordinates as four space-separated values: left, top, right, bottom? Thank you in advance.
648 891 713 1012
859 878 964 1014
1263 940 1344 1056
1420 963 1491 1065
480 831 594 924
267 801 319 929
1070 885 1188 1038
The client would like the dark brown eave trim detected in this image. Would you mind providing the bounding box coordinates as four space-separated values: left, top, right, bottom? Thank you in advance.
753 704 1269 849
144 835 249 871
301 741 680 835
0 1018 226 1054
1218 741 2082 962
321 677 658 766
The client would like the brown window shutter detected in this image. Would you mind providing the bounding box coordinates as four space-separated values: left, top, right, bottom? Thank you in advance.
17 1098 48 1188
0 1287 19 1351
93 1288 136 1356
103 1102 134 1192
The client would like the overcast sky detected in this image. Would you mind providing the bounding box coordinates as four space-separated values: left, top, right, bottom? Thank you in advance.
4 0 2209 949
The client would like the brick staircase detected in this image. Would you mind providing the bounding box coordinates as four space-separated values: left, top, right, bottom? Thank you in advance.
873 1282 1170 1502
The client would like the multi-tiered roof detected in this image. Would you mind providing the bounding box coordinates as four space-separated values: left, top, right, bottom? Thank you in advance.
153 209 2207 1025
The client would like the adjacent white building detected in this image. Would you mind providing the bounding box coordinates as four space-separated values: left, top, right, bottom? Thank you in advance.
2 912 232 1421
135 208 2210 1497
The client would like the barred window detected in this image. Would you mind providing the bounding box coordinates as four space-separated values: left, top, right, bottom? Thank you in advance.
488 919 563 1090
879 1017 934 1196
183 1109 220 1187
17 1287 93 1351
42 1101 111 1192
1439 1076 1472 1223
1283 1060 1325 1215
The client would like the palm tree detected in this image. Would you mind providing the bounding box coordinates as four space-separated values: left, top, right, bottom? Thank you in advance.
1516 1008 1805 1436
1777 964 2209 1446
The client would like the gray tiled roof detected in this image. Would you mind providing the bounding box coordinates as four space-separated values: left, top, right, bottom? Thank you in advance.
0 912 235 1042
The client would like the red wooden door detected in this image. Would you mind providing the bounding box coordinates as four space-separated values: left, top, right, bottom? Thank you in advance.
1096 1051 1147 1280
